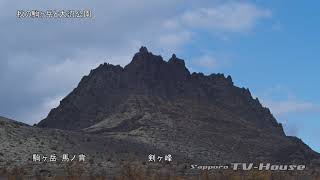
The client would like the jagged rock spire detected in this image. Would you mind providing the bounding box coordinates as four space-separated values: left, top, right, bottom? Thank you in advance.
139 46 148 53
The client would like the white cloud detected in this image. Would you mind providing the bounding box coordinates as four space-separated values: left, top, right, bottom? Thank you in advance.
191 53 232 71
177 2 272 32
266 99 319 137
259 85 319 116
256 85 320 137
158 31 192 51
262 99 319 117
163 19 181 30
192 55 220 69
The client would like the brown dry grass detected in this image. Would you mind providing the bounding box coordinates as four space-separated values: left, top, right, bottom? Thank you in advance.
0 164 319 180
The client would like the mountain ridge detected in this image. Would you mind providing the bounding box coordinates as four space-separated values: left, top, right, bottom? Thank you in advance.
38 47 282 132
36 46 319 165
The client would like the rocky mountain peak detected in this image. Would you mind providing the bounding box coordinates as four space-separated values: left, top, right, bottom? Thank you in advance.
125 46 164 71
124 47 190 83
168 53 187 69
139 46 148 53
168 53 184 65
39 47 283 136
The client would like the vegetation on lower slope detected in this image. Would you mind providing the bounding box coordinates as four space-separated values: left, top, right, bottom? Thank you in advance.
1 162 319 180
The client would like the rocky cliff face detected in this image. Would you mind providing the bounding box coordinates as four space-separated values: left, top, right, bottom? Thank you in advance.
37 47 319 164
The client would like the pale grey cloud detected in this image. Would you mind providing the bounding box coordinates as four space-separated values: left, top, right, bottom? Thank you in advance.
190 52 233 73
259 85 319 116
22 95 64 125
266 99 319 137
192 55 223 70
258 86 320 137
167 2 272 33
158 31 193 51
263 99 320 116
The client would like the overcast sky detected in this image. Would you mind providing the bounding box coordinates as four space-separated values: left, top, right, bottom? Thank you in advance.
1 0 319 152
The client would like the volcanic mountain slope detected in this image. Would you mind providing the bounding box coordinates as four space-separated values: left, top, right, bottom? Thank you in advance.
38 47 320 165
0 116 173 177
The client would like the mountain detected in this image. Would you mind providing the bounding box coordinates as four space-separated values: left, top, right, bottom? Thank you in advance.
37 47 319 166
